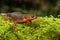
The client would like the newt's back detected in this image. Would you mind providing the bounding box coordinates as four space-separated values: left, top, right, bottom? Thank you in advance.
7 12 37 20
7 12 24 19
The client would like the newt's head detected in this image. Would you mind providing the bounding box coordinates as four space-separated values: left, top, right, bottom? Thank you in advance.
28 14 37 19
20 14 37 22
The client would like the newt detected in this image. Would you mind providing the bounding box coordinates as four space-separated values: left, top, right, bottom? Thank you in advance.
0 12 37 30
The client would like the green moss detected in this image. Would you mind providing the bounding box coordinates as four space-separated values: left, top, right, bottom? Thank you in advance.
0 16 60 40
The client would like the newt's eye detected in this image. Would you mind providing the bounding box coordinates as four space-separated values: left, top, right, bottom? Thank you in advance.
32 16 36 18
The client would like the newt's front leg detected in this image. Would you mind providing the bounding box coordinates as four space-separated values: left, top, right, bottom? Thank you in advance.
27 20 32 24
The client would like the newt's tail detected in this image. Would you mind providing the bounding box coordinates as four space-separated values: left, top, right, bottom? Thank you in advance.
0 13 7 16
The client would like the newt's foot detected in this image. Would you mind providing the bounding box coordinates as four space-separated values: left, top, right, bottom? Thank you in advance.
12 26 16 31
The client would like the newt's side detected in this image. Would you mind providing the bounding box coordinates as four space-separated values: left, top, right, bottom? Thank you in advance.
0 12 37 30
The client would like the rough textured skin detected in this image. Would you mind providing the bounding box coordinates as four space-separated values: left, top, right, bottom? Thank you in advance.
7 12 37 20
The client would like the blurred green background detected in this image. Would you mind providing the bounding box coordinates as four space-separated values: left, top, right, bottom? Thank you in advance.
0 0 60 40
0 16 60 40
0 0 60 17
